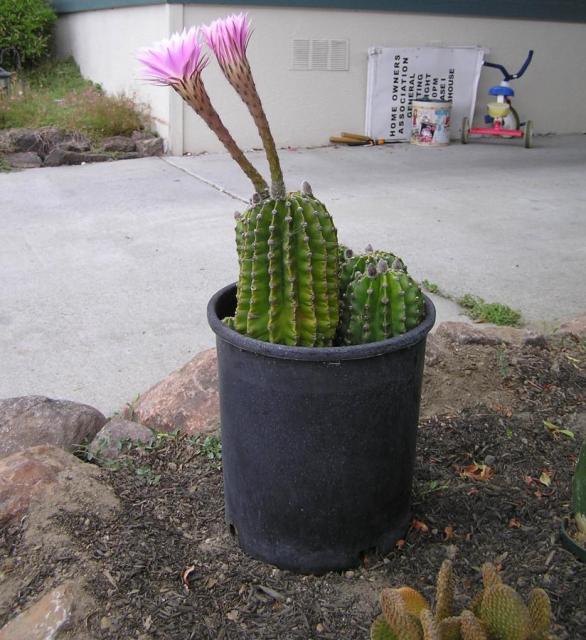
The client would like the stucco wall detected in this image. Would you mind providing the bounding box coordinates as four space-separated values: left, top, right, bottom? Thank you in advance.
182 5 586 153
55 4 174 142
55 4 586 154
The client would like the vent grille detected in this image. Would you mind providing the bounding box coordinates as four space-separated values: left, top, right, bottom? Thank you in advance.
292 39 349 71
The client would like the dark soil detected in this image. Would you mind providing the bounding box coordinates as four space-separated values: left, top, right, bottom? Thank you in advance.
1 336 585 639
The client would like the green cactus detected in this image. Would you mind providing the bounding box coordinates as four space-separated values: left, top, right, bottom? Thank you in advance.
480 584 532 640
571 441 586 519
339 244 406 299
231 182 339 346
339 259 425 345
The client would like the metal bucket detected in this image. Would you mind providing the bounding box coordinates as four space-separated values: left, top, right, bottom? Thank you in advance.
411 99 452 146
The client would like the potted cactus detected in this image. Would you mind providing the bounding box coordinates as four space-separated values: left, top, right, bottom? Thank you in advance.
138 14 435 573
560 441 586 562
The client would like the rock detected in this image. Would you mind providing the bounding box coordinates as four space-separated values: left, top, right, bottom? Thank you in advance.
425 334 447 366
0 395 106 459
435 322 503 346
0 581 78 640
89 417 154 461
435 321 545 347
4 151 42 169
131 349 219 435
0 445 81 525
113 151 141 160
100 135 136 152
558 313 586 339
58 133 91 153
43 148 112 166
136 136 164 157
8 127 67 157
131 130 152 141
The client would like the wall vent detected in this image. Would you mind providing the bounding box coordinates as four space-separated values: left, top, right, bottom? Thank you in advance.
292 39 349 71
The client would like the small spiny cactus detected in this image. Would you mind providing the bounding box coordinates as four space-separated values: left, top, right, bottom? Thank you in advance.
339 258 424 345
370 561 556 640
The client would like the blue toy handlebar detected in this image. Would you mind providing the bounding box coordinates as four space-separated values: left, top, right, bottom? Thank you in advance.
484 50 533 81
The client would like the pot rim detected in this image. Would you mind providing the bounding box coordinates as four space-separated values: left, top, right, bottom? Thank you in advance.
207 283 436 362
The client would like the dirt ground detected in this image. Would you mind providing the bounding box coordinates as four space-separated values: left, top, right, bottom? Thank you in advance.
1 335 585 639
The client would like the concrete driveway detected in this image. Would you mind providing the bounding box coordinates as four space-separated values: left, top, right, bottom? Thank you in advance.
1 135 585 415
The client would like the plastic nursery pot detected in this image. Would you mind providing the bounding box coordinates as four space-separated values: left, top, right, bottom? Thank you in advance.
207 284 436 574
560 517 586 562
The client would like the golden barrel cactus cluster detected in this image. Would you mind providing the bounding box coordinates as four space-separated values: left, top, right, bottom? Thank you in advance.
370 560 556 640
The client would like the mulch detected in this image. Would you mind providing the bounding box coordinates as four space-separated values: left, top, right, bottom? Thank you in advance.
2 336 585 639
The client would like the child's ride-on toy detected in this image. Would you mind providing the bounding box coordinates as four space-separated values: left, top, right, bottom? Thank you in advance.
461 50 534 148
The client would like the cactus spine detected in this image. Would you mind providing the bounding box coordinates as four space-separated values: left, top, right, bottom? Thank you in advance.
233 186 339 346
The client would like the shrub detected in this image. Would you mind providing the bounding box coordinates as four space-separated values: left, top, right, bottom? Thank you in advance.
0 0 57 68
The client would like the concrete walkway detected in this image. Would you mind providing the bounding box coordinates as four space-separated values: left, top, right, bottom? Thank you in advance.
1 135 585 416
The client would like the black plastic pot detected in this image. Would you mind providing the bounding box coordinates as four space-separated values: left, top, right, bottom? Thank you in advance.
207 283 436 574
560 517 586 562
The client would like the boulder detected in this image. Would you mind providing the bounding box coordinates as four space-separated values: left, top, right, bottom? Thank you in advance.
558 313 586 339
435 322 545 347
4 152 42 169
0 445 81 525
0 581 78 640
43 148 111 166
100 136 136 152
435 322 503 346
7 127 67 157
131 348 219 435
136 136 164 157
0 395 106 459
58 133 91 153
89 417 154 461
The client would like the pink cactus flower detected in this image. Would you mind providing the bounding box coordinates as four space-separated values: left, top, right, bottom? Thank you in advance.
201 13 252 68
137 26 208 85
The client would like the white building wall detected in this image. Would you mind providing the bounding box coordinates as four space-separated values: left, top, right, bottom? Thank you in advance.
55 4 174 142
182 5 586 153
55 4 586 155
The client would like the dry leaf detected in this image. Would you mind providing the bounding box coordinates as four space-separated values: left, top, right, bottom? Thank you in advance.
460 463 495 481
226 609 239 622
539 470 553 487
508 517 521 529
444 525 456 540
395 538 406 550
181 565 196 592
411 519 429 533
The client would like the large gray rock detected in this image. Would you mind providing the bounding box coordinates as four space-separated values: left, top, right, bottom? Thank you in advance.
7 127 67 157
58 133 91 153
0 396 106 459
136 136 164 157
435 321 544 347
131 348 219 435
44 148 111 166
100 136 136 152
89 417 154 461
4 152 42 169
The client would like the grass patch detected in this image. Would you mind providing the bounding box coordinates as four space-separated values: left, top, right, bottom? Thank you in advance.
0 58 151 142
422 279 440 294
459 293 522 326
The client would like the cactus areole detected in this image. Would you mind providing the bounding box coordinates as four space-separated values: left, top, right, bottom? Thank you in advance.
140 14 435 573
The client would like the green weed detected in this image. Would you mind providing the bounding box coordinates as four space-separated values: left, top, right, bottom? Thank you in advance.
191 434 222 469
421 279 440 294
459 294 522 326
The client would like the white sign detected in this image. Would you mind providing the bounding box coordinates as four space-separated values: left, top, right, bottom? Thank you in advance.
365 46 486 141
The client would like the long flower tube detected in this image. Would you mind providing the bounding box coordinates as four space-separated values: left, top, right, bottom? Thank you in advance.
202 14 286 200
137 27 269 196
